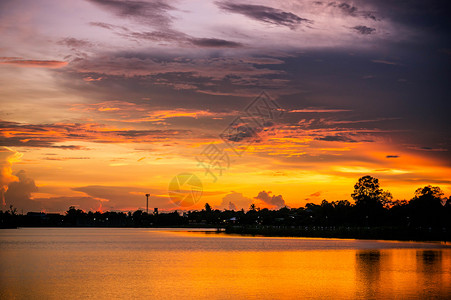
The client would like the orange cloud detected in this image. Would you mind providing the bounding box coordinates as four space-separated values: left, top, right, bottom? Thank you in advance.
83 76 104 82
0 58 68 68
71 101 238 123
0 147 22 206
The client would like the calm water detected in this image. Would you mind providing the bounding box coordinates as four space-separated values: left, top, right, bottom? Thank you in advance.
1 228 450 299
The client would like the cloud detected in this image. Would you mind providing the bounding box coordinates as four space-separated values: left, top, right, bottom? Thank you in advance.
352 25 376 35
310 191 322 197
118 29 185 43
289 109 351 113
371 59 399 65
0 147 22 206
4 176 172 213
4 170 40 211
0 58 67 68
189 38 243 48
0 120 191 148
386 155 399 158
43 157 91 161
57 38 93 48
220 118 260 143
72 185 172 211
317 135 357 143
89 21 121 30
216 2 312 30
144 109 237 122
92 21 243 49
228 202 237 210
87 0 175 27
30 196 102 213
408 146 449 152
305 191 322 201
254 190 285 209
70 55 284 80
238 57 285 65
327 2 378 20
220 191 252 210
61 51 289 98
336 3 358 15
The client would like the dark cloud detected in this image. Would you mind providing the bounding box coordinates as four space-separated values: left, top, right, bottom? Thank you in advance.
0 120 191 148
327 2 379 20
254 190 285 209
386 155 399 158
337 2 357 15
68 53 284 83
216 2 312 29
189 38 243 48
220 117 260 144
408 146 449 152
57 38 93 48
118 28 243 48
89 21 111 29
87 0 175 27
89 21 123 30
352 25 376 35
361 11 378 21
91 17 243 49
60 54 290 104
121 29 185 43
317 135 357 143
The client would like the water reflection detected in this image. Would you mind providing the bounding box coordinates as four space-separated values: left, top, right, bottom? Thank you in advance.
355 250 382 299
416 250 446 298
417 250 442 271
0 228 450 299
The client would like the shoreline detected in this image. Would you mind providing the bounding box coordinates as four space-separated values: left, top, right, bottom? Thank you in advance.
2 225 451 244
223 225 451 243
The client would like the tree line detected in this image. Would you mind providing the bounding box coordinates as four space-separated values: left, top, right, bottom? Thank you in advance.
1 176 450 232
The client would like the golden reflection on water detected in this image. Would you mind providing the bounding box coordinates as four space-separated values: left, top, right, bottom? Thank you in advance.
0 228 450 299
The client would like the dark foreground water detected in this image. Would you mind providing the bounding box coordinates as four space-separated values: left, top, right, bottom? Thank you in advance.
0 228 450 299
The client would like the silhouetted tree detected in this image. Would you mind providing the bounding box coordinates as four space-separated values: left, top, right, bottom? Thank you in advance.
352 176 388 205
204 203 212 213
351 176 391 225
65 206 87 226
414 185 444 200
410 185 445 227
9 205 17 216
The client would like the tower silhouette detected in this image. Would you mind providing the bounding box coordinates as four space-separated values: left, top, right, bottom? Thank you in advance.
145 194 150 214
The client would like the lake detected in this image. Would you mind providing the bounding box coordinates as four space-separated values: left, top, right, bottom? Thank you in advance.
1 228 450 299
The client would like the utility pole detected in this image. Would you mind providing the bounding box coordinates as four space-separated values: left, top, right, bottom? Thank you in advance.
145 194 150 214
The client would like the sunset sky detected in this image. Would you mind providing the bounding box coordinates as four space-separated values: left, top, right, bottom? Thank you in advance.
1 0 450 213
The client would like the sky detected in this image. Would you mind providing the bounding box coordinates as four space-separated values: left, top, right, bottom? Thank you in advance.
0 0 450 213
